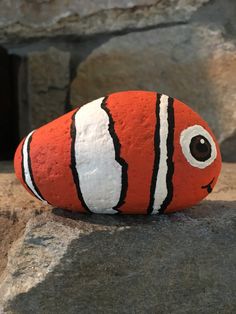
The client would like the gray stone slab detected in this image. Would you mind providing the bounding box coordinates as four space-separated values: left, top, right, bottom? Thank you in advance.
0 163 235 313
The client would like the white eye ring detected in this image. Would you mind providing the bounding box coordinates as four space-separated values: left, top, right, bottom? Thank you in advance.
180 125 217 169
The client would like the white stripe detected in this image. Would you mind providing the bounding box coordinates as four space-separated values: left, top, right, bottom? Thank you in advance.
74 97 122 214
152 95 169 214
22 131 45 202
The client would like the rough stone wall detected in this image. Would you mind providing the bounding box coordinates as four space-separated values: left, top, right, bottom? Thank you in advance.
0 0 235 160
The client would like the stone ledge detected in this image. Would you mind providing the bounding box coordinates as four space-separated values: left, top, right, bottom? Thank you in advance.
0 162 235 313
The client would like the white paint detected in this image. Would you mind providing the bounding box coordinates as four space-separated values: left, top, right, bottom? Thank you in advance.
152 94 169 214
180 125 217 169
22 131 45 202
74 97 122 214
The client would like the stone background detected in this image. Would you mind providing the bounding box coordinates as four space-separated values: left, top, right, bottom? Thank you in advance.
0 0 235 161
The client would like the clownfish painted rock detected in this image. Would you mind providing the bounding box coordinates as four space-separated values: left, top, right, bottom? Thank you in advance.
14 91 221 214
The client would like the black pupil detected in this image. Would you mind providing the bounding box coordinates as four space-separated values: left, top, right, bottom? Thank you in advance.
190 135 211 161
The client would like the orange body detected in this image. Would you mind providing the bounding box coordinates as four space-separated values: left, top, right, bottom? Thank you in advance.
14 91 222 214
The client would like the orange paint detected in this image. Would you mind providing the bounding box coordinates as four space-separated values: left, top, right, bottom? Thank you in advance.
106 92 157 214
14 91 222 214
15 110 87 212
165 99 222 213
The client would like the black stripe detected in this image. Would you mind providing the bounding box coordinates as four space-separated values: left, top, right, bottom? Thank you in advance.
147 93 161 214
159 97 175 214
147 95 175 214
101 97 128 212
70 110 91 212
22 133 46 202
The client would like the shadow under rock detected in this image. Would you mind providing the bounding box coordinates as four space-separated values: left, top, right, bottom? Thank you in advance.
52 207 163 227
52 199 236 227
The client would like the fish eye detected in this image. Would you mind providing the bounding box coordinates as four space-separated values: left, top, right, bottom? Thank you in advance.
180 125 217 169
190 135 211 161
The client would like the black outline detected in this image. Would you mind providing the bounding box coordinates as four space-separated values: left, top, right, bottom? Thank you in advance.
21 133 46 202
147 93 161 214
159 97 175 214
70 110 91 212
101 96 128 213
201 177 214 194
147 95 175 214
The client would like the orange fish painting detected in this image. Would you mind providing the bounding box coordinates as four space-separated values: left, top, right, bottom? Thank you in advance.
14 91 222 214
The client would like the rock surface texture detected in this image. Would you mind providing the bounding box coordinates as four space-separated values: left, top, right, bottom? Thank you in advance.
16 47 70 137
0 0 209 42
0 0 234 159
0 162 235 313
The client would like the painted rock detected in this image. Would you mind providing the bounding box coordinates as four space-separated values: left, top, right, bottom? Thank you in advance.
14 91 221 214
